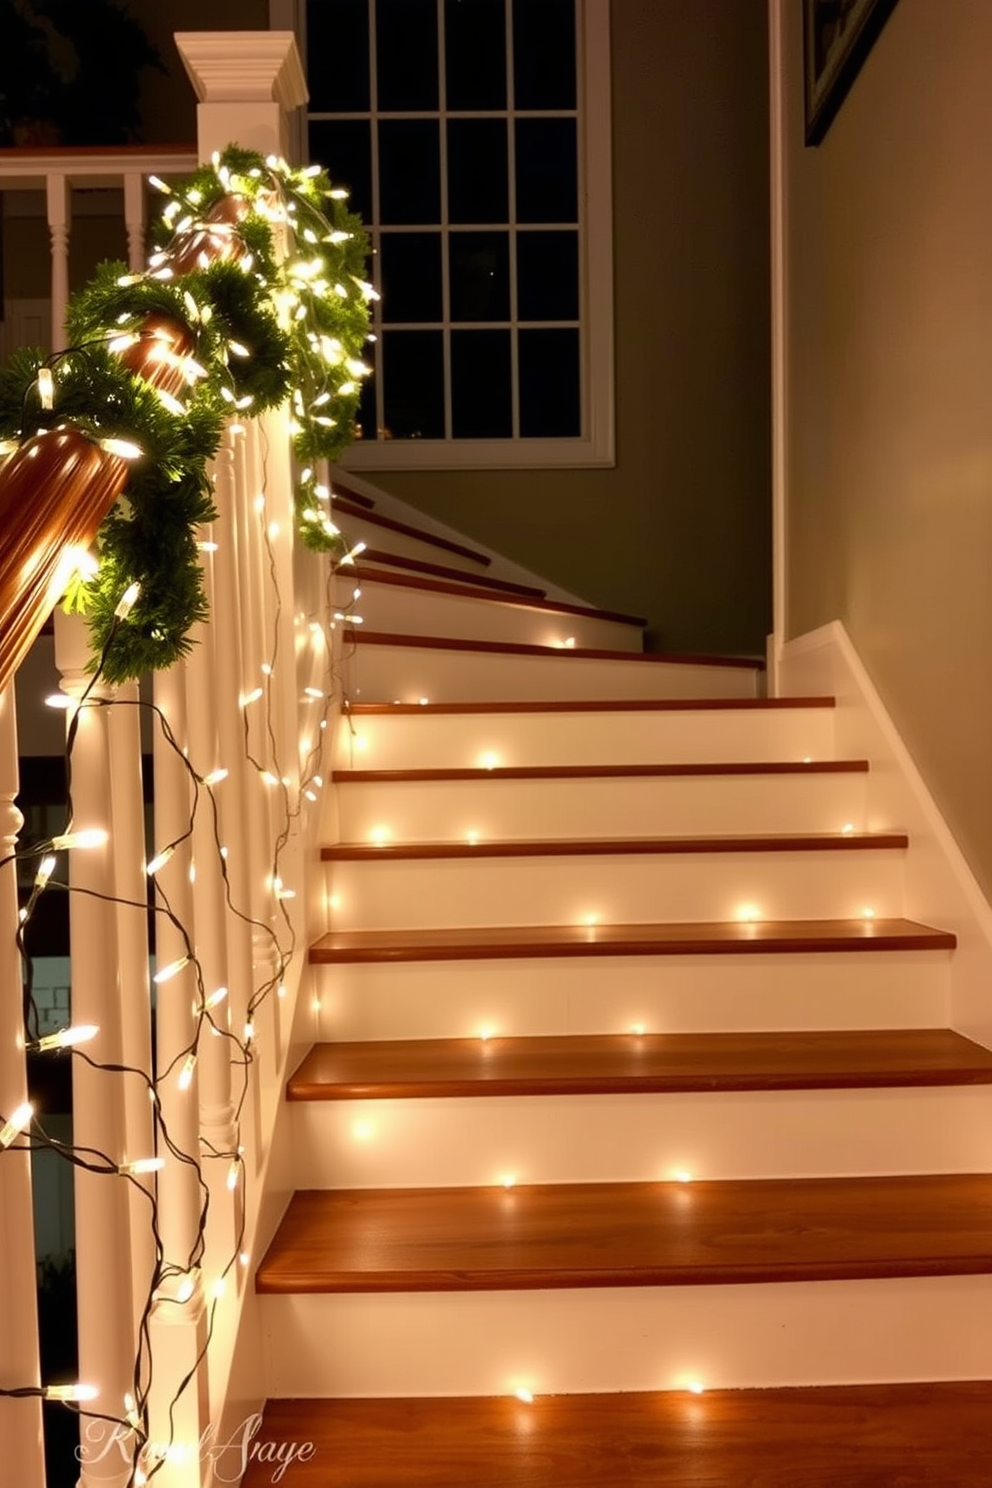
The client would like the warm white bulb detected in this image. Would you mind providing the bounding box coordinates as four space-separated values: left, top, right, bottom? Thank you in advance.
0 1101 34 1148
51 828 108 851
153 956 189 985
29 1024 98 1053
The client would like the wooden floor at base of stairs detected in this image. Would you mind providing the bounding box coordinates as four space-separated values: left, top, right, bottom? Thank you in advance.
255 1173 992 1294
309 917 956 964
287 1028 992 1101
239 1382 992 1487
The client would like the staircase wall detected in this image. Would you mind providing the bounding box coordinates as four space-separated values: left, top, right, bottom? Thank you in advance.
780 621 992 1049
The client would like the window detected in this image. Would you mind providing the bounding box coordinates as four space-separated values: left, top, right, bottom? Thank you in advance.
302 0 613 469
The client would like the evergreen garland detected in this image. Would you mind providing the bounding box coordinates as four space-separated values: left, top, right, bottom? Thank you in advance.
0 145 373 681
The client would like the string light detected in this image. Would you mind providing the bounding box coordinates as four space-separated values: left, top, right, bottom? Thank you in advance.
146 846 176 877
0 1101 33 1149
51 828 108 851
119 1157 165 1176
28 1024 99 1053
42 1383 99 1403
153 955 190 985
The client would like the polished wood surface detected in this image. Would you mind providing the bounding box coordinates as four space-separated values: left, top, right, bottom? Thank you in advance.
309 917 957 964
359 546 545 598
241 1383 992 1487
255 1173 992 1293
321 831 908 861
349 562 648 628
287 1029 992 1101
333 497 492 566
344 628 764 669
345 696 836 714
335 759 869 783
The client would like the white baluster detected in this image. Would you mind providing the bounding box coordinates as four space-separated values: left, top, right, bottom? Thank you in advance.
45 173 69 345
53 611 134 1488
146 660 209 1483
0 682 46 1488
183 538 240 1276
209 435 257 1086
123 172 146 274
107 684 157 1345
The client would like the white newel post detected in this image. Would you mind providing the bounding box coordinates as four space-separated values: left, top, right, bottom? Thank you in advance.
175 27 309 1144
0 683 46 1488
53 613 135 1488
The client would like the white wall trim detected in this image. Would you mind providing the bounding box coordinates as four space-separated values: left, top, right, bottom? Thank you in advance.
780 621 992 1048
767 0 788 694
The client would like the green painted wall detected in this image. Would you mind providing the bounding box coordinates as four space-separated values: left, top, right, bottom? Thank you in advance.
343 0 772 658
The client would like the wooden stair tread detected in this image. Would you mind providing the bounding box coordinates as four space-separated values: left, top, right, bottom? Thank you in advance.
333 498 492 566
344 627 763 668
242 1383 992 1488
255 1172 992 1293
345 563 649 628
287 1029 992 1100
334 759 869 783
321 831 908 861
344 696 836 715
309 918 956 963
358 546 546 599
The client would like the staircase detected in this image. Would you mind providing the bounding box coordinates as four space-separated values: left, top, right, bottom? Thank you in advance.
244 489 992 1486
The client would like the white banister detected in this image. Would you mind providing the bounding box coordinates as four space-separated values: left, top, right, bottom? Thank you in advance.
53 613 135 1488
0 681 46 1488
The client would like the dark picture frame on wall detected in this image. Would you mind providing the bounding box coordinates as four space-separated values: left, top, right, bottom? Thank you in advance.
803 0 900 145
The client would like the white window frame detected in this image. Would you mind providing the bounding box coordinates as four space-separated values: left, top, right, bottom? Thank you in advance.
281 0 614 470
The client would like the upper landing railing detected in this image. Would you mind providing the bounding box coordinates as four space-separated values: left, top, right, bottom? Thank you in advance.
0 33 333 1488
0 145 199 355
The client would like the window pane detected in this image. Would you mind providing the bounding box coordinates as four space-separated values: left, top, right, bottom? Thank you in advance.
307 0 370 112
445 0 506 110
513 0 576 109
376 0 438 111
519 328 580 436
379 119 441 224
383 330 445 438
380 233 443 322
452 331 512 437
309 119 373 223
449 232 509 322
517 230 578 321
448 119 508 224
355 336 378 441
515 118 577 223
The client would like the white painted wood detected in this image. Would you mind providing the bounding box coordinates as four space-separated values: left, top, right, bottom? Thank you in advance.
291 1085 992 1189
312 951 952 1041
334 703 838 770
333 770 868 842
0 684 45 1486
780 622 992 1051
336 573 645 652
261 1273 992 1396
341 641 761 705
324 848 906 930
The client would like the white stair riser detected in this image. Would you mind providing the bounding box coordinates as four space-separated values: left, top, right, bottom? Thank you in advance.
261 1274 992 1396
334 773 868 842
335 578 644 653
335 706 838 770
324 852 906 929
291 1086 992 1188
342 645 760 705
312 952 951 1040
